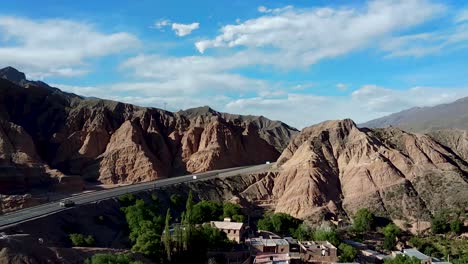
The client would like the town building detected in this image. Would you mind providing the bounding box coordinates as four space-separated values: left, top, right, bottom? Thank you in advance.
253 253 291 264
359 249 391 264
247 238 290 254
298 241 338 263
402 248 432 264
211 218 245 243
284 237 301 253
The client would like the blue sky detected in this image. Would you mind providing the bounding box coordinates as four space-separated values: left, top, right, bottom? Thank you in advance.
1 0 467 128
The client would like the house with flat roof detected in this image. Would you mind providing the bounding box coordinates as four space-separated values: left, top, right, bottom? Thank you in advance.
299 241 338 263
211 218 245 243
403 248 431 264
253 253 291 264
359 249 392 264
247 238 290 254
343 240 368 250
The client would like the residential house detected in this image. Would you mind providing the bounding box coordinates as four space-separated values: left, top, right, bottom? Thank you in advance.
359 249 392 264
403 248 432 264
299 241 338 263
247 238 290 254
211 218 245 243
253 253 291 264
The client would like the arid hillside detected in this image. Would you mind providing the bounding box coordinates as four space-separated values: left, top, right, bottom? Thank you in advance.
269 119 468 220
0 67 298 192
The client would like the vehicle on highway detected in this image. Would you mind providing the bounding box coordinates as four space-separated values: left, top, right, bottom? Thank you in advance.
59 200 75 207
192 175 197 180
266 161 270 164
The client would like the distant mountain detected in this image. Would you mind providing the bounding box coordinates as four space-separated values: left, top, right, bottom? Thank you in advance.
361 96 468 132
0 67 298 194
267 119 468 220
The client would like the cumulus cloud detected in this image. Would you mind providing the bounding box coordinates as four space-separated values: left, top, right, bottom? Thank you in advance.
172 22 199 36
153 19 200 36
195 0 444 65
0 16 139 78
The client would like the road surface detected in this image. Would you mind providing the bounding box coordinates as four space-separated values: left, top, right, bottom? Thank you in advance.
0 163 273 229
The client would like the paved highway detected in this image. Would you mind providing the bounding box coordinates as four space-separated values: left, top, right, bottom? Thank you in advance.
0 163 273 229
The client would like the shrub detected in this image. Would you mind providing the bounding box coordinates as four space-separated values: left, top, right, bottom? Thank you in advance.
170 194 183 207
222 203 245 223
384 254 420 264
118 193 136 206
383 223 401 250
192 200 223 224
353 208 375 233
257 213 302 236
69 233 95 247
84 253 142 264
313 229 340 246
338 243 357 262
450 219 462 234
431 212 449 234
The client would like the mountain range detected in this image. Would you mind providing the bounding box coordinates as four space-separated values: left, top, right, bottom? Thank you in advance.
0 66 467 222
0 67 297 193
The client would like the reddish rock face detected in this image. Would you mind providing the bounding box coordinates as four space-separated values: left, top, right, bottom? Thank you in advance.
272 119 468 220
0 73 298 187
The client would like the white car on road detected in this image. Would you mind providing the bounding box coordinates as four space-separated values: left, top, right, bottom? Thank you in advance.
192 175 197 180
59 200 75 207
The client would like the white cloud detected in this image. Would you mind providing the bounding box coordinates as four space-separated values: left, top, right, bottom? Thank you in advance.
0 16 139 78
172 22 199 36
53 78 468 129
336 83 349 91
154 19 171 29
195 0 444 66
224 85 468 128
257 5 293 14
381 21 468 57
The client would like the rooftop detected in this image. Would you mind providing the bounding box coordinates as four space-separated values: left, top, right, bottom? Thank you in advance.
254 253 290 264
210 220 244 230
360 249 391 260
403 248 430 260
343 240 368 249
299 240 337 250
249 238 289 247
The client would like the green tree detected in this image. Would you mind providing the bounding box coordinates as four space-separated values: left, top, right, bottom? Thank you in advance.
353 208 375 233
257 213 302 236
222 203 245 222
69 233 95 247
431 212 449 234
118 193 136 206
450 219 463 234
338 243 357 262
292 223 314 241
383 223 401 250
69 233 86 246
163 208 172 262
84 253 142 264
170 194 183 208
192 200 223 224
313 229 340 246
84 235 95 246
384 254 420 264
121 199 165 259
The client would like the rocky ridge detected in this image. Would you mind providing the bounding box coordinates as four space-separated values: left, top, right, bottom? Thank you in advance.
0 67 298 189
268 119 468 220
